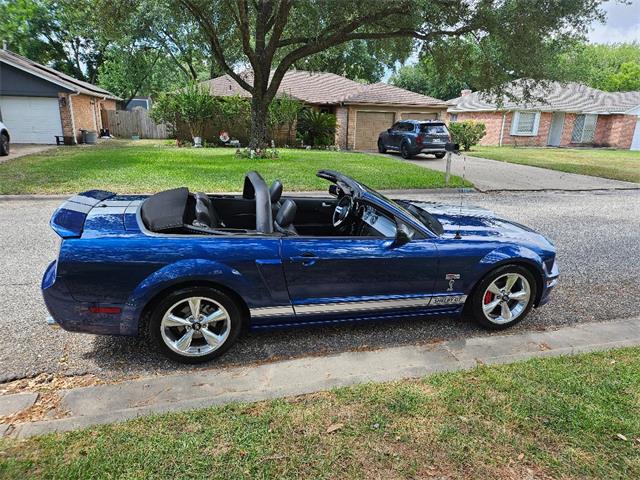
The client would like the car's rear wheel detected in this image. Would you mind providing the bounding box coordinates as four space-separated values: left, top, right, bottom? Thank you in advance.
149 286 243 363
468 265 537 330
400 142 413 159
434 152 446 159
0 134 9 156
377 139 387 153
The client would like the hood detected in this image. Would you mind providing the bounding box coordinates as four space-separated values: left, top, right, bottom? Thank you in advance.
409 201 554 249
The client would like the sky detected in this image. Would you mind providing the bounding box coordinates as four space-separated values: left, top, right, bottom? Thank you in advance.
589 0 640 43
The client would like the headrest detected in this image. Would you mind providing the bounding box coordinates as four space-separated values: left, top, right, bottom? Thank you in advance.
269 180 283 203
275 199 297 228
194 193 213 227
141 187 188 232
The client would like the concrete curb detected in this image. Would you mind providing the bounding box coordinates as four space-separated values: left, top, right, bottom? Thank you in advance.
4 316 639 439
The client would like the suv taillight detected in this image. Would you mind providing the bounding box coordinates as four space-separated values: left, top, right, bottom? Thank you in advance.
416 134 424 143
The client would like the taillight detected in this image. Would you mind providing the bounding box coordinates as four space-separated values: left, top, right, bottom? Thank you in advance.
416 134 424 143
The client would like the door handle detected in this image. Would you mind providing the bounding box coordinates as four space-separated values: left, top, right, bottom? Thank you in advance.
321 202 333 208
290 252 318 266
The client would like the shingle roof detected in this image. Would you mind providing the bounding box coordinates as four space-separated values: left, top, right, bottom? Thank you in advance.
448 80 640 115
0 49 120 100
341 82 446 106
201 70 445 107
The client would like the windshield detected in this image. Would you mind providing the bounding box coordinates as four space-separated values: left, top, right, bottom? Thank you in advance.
420 124 449 135
357 181 444 235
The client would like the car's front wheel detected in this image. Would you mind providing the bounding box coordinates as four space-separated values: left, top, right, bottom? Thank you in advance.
149 286 244 363
400 142 413 159
377 139 387 153
468 265 537 330
0 134 9 156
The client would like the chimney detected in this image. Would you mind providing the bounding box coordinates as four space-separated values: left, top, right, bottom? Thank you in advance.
2 40 7 50
460 89 472 97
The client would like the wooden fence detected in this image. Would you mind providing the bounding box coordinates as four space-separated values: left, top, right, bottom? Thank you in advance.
103 108 168 139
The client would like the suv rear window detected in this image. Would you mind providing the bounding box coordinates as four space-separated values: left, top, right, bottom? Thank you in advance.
420 124 449 135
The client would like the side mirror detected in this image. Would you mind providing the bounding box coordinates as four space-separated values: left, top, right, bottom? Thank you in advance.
389 223 413 248
387 128 392 133
445 142 460 152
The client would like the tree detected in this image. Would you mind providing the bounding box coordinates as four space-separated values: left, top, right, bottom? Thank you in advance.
172 0 603 148
294 39 413 83
556 42 640 91
0 0 107 82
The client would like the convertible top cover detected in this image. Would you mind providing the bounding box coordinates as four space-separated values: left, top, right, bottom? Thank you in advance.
140 187 189 232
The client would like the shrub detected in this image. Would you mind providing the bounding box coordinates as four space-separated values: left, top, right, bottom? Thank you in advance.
448 120 486 151
297 109 337 146
151 83 215 140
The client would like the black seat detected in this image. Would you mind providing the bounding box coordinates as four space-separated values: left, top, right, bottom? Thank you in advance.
274 199 297 235
193 192 222 228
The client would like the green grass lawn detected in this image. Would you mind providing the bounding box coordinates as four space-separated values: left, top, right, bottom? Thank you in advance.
469 146 640 183
2 347 638 479
0 140 469 194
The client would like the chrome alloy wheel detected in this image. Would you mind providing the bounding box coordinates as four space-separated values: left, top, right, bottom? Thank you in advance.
481 273 531 325
160 296 231 357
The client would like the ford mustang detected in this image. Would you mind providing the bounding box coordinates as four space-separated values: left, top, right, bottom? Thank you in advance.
42 170 559 363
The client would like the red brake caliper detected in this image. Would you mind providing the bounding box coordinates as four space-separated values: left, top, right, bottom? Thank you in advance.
483 291 493 305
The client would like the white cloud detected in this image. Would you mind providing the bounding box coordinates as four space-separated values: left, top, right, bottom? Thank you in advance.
588 0 640 44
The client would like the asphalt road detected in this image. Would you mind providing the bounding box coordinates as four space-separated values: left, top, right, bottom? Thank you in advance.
1 189 639 382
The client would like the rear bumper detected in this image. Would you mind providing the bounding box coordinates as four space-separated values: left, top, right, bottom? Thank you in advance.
41 260 126 335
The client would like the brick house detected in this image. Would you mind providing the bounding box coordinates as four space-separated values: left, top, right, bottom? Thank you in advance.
201 71 448 149
0 49 120 144
447 81 640 150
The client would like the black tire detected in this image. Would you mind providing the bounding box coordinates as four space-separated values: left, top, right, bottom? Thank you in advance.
149 286 244 364
377 139 387 153
467 264 537 331
400 142 413 159
0 134 9 156
434 152 446 159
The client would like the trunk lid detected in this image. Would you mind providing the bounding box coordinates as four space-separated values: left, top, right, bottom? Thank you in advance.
50 190 116 238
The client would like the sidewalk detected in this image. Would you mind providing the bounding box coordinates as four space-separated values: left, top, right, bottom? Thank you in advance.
2 316 639 439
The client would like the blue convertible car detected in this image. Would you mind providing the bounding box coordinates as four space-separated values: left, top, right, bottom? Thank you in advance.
42 170 558 363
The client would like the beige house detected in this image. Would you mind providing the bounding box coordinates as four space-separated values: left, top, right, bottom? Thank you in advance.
201 71 447 150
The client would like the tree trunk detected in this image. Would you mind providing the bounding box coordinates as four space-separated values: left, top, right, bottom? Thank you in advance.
249 95 269 148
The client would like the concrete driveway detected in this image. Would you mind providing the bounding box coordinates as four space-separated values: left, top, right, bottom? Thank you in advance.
1 189 639 383
379 151 639 191
1 144 57 163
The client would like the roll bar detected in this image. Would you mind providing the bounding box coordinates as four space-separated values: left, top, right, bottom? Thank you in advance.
242 171 273 233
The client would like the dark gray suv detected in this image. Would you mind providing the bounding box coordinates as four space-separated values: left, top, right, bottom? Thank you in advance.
378 120 450 159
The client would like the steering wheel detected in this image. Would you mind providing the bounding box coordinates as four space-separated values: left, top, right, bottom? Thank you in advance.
333 195 353 228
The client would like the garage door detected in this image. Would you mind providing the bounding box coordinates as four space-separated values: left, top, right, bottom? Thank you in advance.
0 96 63 144
401 112 438 121
355 111 395 150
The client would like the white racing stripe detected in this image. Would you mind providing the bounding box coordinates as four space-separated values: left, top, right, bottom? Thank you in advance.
250 294 467 318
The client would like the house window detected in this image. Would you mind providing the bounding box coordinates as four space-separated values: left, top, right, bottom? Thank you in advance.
450 113 458 122
511 111 540 136
571 114 598 143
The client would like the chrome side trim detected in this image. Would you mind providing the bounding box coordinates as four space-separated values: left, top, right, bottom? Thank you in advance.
294 294 466 316
250 305 296 318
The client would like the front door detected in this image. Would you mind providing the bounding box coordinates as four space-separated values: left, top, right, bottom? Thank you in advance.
280 236 438 321
547 112 565 146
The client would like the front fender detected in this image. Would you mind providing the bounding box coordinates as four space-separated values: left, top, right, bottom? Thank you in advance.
472 244 545 297
119 258 252 335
